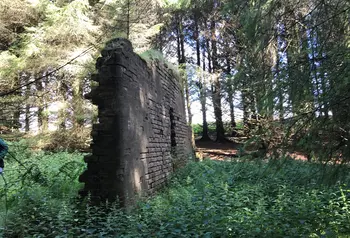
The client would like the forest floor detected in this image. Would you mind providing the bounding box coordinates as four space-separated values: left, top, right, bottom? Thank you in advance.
195 139 240 160
195 137 309 161
1 139 350 237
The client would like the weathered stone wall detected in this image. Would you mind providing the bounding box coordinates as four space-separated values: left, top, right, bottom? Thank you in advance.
79 38 192 204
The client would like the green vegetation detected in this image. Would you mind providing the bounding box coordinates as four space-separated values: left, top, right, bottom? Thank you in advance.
192 121 243 138
0 141 85 237
1 144 349 237
140 49 181 79
0 0 350 236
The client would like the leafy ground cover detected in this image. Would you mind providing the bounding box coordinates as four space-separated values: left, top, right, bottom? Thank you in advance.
1 143 349 237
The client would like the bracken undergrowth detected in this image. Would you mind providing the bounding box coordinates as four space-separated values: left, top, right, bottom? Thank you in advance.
1 142 349 237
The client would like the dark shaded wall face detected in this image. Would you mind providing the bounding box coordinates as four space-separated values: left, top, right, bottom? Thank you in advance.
79 38 192 205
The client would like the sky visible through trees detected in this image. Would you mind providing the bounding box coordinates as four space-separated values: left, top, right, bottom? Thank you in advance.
0 1 350 236
0 0 349 161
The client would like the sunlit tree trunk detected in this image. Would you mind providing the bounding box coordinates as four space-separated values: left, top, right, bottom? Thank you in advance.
226 56 236 134
177 14 195 148
210 20 225 142
200 41 210 141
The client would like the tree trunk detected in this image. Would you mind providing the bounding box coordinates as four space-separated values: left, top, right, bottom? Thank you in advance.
266 65 274 120
179 19 185 64
299 21 314 115
241 67 250 135
194 10 201 67
226 56 236 135
72 77 85 129
24 74 31 132
200 41 210 141
176 13 181 64
12 75 21 130
199 78 210 141
228 91 236 133
204 21 212 73
59 79 68 130
184 75 195 148
242 89 250 135
177 15 195 149
42 74 49 131
249 93 257 120
274 33 284 121
210 20 225 142
35 71 49 132
35 78 44 132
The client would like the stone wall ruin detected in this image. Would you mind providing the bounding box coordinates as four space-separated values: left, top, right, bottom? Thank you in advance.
79 38 192 205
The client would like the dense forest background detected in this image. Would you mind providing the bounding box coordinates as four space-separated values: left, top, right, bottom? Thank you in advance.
1 0 349 162
0 0 350 236
0 0 163 149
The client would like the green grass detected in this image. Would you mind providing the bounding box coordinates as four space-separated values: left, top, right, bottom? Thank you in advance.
1 142 350 237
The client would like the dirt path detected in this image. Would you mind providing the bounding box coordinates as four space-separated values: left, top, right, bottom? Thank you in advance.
195 138 309 161
195 139 241 160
